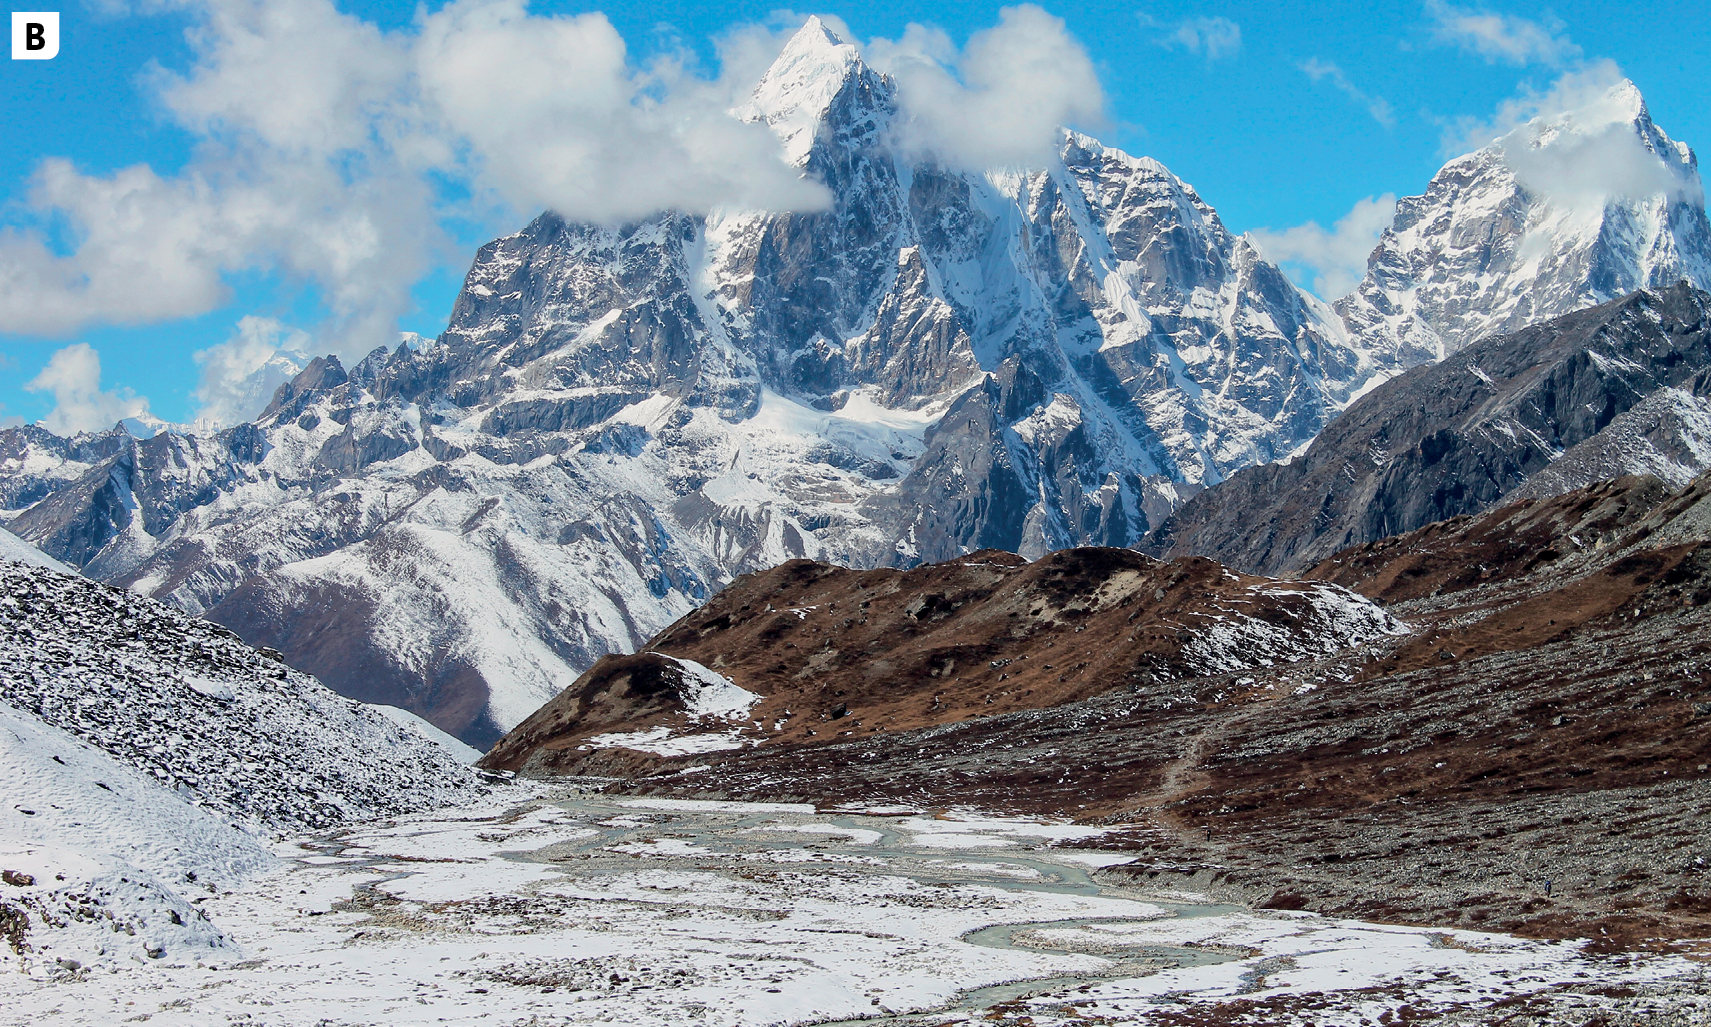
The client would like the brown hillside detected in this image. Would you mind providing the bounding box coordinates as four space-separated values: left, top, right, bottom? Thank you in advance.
484 471 1711 948
482 547 1399 774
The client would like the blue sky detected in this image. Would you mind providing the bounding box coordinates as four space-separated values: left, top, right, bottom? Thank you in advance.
1 0 1707 429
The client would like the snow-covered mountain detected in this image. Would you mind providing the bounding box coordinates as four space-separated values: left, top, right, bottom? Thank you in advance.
0 19 1370 744
1339 78 1711 367
1146 284 1711 575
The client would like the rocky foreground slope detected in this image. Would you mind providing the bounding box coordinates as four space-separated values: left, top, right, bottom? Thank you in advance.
0 546 495 969
486 471 1711 948
0 556 488 832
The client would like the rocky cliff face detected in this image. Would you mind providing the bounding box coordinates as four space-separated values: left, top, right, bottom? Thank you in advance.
1144 284 1711 575
0 20 1365 744
1339 79 1711 367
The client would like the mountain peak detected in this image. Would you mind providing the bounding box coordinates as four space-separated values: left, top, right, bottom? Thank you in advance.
1487 75 1700 209
790 15 848 50
1496 77 1695 175
741 17 869 165
1338 73 1709 367
1507 76 1643 141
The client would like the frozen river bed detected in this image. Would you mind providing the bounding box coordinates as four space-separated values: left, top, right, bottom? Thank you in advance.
3 785 1706 1025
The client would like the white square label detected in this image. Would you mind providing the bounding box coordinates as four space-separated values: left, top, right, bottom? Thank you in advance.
12 12 58 60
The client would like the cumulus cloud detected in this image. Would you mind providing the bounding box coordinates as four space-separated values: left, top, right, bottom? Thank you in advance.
1439 60 1698 205
1425 0 1580 67
1250 194 1398 300
1140 13 1241 59
26 344 152 434
0 153 439 358
868 5 1104 170
192 316 315 426
0 0 829 358
1300 58 1395 128
413 0 828 220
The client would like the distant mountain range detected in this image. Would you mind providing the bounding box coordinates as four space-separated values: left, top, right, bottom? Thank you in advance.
3 19 1708 744
1144 283 1711 574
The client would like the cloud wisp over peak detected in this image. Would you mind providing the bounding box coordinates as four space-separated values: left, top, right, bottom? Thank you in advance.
867 5 1105 171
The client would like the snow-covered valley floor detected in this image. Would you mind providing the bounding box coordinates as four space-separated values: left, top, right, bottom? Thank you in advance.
3 788 1707 1026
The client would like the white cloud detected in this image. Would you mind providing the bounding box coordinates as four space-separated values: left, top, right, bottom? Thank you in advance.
0 1 1113 372
868 5 1105 171
1141 14 1241 59
413 0 828 221
1437 61 1698 205
1300 58 1395 128
862 22 957 72
0 153 440 359
1441 59 1622 152
1250 194 1398 300
25 344 151 435
0 0 831 358
192 316 314 426
1426 0 1580 67
1171 17 1241 59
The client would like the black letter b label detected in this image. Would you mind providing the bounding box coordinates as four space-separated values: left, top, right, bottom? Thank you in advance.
12 12 59 60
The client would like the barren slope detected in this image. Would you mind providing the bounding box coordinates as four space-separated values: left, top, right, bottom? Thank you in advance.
482 547 1400 773
489 472 1711 948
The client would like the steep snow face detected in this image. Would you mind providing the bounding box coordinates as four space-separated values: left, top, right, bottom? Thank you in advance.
0 20 1368 743
0 560 490 831
738 16 862 167
1341 79 1711 366
0 527 71 573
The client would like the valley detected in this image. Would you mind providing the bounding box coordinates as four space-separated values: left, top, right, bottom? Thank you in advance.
5 790 1705 1027
3 12 1711 1024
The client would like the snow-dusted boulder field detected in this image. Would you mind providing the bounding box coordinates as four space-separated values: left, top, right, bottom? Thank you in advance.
0 551 498 972
0 557 490 831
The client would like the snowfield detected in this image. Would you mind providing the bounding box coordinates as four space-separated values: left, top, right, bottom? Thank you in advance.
0 701 273 970
1 790 1702 1025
